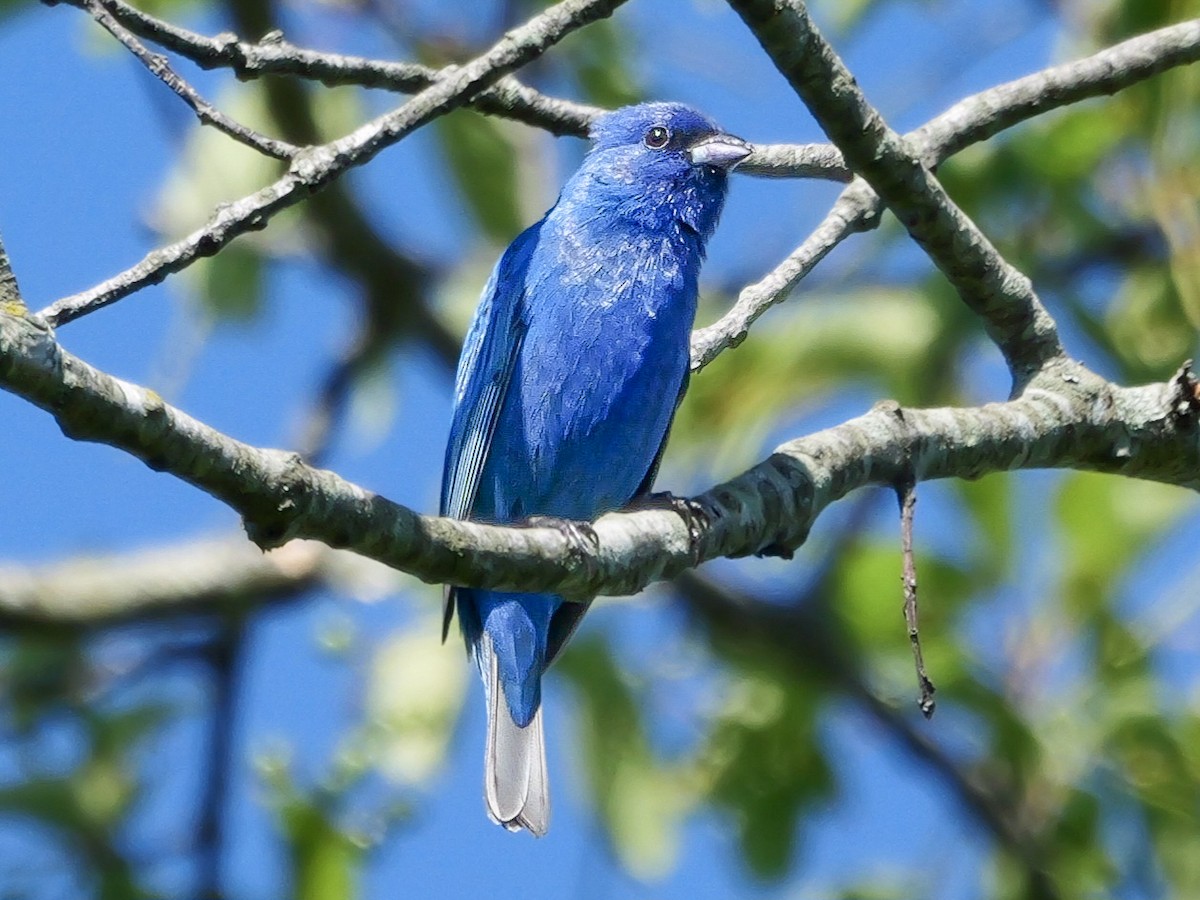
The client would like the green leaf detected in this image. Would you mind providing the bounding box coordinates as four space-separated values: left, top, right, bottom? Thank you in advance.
556 636 693 879
699 666 831 878
264 756 365 900
435 110 524 244
954 472 1012 583
564 19 642 108
153 82 343 322
366 615 467 786
286 805 364 900
1055 472 1193 616
197 242 263 321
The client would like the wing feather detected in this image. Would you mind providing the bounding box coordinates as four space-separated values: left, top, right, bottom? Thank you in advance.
440 225 540 639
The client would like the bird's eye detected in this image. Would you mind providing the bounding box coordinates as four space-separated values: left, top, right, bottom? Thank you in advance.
643 126 671 150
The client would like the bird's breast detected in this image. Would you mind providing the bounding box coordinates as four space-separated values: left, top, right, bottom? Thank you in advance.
484 225 699 519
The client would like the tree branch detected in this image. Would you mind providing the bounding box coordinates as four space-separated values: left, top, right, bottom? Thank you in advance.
37 0 629 327
691 181 877 369
0 233 24 312
912 19 1200 163
84 0 299 159
897 479 935 718
73 0 852 179
0 537 325 626
3 299 1199 607
725 0 1072 383
84 0 596 131
94 0 1199 180
39 1 1198 343
690 17 1200 370
6 12 1200 623
196 618 246 900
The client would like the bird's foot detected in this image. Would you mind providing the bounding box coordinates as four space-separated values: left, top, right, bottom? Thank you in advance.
626 491 711 560
525 515 600 583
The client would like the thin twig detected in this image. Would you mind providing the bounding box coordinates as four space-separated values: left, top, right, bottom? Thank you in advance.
37 0 630 327
85 0 298 159
73 0 604 135
675 571 1057 899
897 479 935 718
691 181 877 369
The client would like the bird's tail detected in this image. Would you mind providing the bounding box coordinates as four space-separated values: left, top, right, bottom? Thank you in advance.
480 633 550 836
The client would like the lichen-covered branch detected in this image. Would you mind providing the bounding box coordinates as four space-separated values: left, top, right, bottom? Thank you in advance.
41 0 1198 341
726 0 1068 382
690 18 1200 370
37 0 629 327
3 303 1198 606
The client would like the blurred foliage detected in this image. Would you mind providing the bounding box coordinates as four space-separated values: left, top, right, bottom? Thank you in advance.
3 0 1200 898
0 635 170 900
154 84 365 321
366 615 467 786
435 111 526 244
698 660 832 877
558 635 695 878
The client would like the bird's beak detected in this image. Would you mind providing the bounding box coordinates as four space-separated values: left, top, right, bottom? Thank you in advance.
687 134 752 171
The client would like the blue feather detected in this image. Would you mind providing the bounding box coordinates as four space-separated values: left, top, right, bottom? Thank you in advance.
440 102 749 835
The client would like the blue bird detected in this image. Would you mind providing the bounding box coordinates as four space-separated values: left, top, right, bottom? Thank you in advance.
441 102 749 835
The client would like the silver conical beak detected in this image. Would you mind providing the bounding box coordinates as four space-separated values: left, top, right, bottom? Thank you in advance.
687 134 752 170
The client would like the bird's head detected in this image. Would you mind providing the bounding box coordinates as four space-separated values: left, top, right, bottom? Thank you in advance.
578 102 750 241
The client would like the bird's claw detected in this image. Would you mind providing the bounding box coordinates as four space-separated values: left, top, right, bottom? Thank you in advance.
525 515 600 581
627 491 711 561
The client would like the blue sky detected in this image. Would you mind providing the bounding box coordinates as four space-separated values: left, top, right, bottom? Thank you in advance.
0 0 1134 897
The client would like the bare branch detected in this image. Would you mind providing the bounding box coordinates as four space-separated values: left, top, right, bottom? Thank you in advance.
737 142 852 180
96 0 1200 180
40 2 1197 342
725 0 1072 382
691 181 877 369
194 618 245 898
81 0 604 136
914 19 1200 162
4 302 1200 606
84 0 298 159
0 233 24 312
0 537 324 626
37 0 630 327
691 18 1200 370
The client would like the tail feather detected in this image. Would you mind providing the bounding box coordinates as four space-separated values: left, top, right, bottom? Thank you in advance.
482 634 550 836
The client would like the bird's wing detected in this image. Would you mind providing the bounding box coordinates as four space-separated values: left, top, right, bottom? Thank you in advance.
633 369 690 500
440 225 538 640
543 371 691 669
